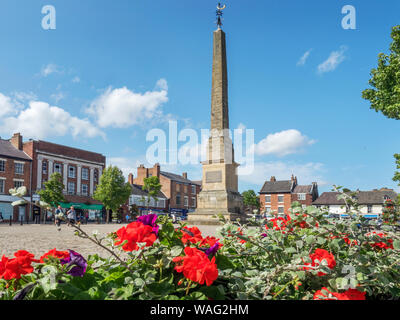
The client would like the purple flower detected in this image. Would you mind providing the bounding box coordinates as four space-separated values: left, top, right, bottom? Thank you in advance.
137 214 159 235
204 242 220 257
60 250 87 277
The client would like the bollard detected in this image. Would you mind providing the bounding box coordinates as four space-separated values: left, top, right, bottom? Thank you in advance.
20 217 23 226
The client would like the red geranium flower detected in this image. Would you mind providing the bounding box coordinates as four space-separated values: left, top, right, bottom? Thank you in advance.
304 249 336 276
0 250 38 280
199 236 223 248
180 226 203 245
39 248 70 263
173 247 218 286
115 221 157 252
314 287 366 300
366 232 394 250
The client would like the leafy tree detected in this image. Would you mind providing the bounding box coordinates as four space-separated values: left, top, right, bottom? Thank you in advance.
362 25 400 120
242 189 260 214
363 26 400 185
93 166 131 223
142 176 162 211
37 172 65 213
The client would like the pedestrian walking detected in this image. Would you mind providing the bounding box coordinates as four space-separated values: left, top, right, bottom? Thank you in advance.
85 210 89 224
54 205 64 231
66 206 76 226
0 212 3 223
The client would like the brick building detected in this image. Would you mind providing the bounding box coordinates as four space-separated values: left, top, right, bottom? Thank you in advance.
22 134 106 220
259 175 319 215
0 133 33 221
130 163 201 215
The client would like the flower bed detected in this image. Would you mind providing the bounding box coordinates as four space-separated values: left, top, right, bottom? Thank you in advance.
1 203 400 300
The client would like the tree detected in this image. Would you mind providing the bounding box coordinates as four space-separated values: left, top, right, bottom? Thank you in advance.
93 166 131 223
363 26 400 185
362 25 400 120
37 172 65 216
242 189 260 214
142 176 162 212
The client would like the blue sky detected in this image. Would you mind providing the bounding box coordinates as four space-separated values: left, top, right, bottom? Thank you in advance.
1 0 400 194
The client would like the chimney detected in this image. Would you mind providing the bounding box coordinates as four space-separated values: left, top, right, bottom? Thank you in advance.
11 133 23 150
153 163 160 178
182 172 188 180
128 173 134 185
270 176 276 182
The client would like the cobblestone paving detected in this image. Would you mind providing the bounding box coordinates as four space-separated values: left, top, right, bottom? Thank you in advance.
0 222 219 259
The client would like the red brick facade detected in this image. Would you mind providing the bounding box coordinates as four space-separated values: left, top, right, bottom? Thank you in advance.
132 164 201 211
259 176 319 215
0 134 33 221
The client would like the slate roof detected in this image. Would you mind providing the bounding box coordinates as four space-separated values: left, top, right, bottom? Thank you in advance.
260 180 294 194
293 185 313 194
130 184 167 199
312 190 398 205
160 171 196 185
0 139 32 161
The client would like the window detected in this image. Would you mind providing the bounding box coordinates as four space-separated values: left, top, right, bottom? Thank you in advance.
265 195 271 203
82 168 89 180
176 194 181 205
82 184 88 196
94 170 98 182
54 163 62 174
278 195 284 203
367 205 372 214
68 166 76 178
42 161 47 174
15 162 24 175
278 206 284 214
192 197 196 208
184 196 188 207
0 179 5 193
68 182 75 195
265 206 271 213
0 160 5 172
192 185 196 194
14 180 24 188
297 193 306 201
158 199 165 208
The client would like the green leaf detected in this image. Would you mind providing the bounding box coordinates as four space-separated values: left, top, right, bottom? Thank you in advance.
393 240 400 250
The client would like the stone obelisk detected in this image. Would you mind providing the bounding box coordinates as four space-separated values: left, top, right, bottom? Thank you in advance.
189 7 244 225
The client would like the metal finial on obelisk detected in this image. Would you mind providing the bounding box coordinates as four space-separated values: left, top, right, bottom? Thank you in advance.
216 2 226 29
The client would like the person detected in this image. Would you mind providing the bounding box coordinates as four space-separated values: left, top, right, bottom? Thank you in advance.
54 205 63 231
125 214 130 223
0 212 3 223
66 206 76 226
85 210 89 224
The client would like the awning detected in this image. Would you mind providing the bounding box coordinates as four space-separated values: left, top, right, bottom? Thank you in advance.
58 202 103 211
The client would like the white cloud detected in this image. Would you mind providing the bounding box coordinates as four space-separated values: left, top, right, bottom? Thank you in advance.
86 80 169 128
50 92 66 103
0 93 16 117
1 100 105 140
156 78 168 91
41 63 62 77
239 161 327 186
297 49 312 66
254 129 316 157
317 46 347 74
72 76 81 83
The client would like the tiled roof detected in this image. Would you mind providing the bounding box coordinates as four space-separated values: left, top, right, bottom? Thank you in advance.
0 139 32 161
160 171 196 185
131 184 167 199
312 190 398 205
260 180 294 194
